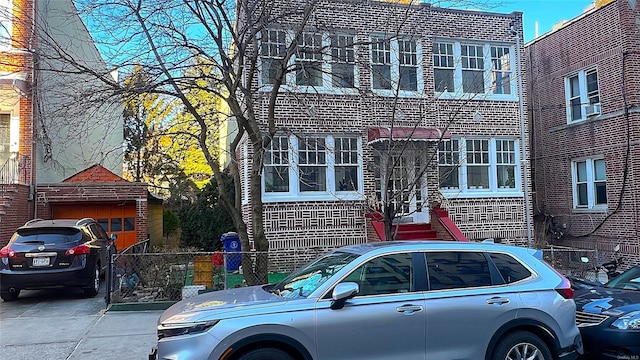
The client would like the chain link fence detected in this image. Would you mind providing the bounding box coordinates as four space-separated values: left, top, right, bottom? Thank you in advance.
105 243 621 305
541 246 603 281
106 246 333 305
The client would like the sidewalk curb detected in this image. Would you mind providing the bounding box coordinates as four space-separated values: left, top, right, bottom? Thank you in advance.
107 301 175 312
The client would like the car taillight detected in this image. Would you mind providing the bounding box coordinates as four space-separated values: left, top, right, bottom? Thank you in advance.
0 247 16 258
66 244 91 256
556 277 574 299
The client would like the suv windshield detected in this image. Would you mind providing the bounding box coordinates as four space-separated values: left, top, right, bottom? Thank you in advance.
271 251 360 299
14 228 82 245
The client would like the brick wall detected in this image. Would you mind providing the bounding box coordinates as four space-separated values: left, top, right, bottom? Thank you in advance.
0 185 32 247
238 0 531 249
526 0 640 255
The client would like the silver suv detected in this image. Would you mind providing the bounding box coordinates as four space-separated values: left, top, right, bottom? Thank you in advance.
152 241 583 360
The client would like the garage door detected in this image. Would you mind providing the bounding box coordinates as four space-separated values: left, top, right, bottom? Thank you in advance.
52 203 137 251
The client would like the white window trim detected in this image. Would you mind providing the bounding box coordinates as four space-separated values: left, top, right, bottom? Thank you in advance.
434 41 518 102
262 134 365 202
369 36 424 97
258 30 360 95
439 137 523 198
571 157 607 211
564 68 599 123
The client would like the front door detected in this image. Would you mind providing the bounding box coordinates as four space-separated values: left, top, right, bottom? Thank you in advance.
377 152 429 223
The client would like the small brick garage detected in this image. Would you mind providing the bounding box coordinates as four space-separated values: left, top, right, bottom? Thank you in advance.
35 165 163 251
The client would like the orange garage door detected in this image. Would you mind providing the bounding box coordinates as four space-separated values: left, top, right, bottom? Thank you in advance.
52 203 137 251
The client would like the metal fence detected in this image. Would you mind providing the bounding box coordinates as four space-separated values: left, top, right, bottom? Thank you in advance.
105 246 333 305
104 243 619 305
541 246 603 282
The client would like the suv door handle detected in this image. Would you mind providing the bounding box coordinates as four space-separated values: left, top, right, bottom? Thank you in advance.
396 304 423 315
487 297 510 305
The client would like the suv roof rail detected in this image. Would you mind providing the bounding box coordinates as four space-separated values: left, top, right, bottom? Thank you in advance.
24 218 44 226
76 218 96 226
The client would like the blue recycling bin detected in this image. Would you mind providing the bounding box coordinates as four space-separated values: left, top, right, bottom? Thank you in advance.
221 232 242 271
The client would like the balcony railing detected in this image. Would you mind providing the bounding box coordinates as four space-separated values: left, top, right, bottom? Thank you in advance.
0 154 28 185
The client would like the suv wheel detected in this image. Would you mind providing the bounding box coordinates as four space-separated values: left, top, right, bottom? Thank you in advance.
0 288 20 301
83 262 100 297
492 331 551 360
237 347 295 360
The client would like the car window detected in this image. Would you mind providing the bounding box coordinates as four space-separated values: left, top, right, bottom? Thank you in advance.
271 251 359 299
488 253 531 283
345 253 414 296
15 228 82 245
426 251 491 290
89 223 109 240
606 266 640 290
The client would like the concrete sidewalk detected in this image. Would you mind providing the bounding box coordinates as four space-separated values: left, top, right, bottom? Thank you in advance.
0 288 161 360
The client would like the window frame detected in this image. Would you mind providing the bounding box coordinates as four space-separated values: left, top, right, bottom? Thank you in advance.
259 29 360 94
433 40 517 101
262 134 365 202
370 35 424 96
571 157 607 211
438 137 523 197
564 68 600 123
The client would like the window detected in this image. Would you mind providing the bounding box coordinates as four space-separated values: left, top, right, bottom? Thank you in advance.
496 140 516 189
371 37 392 90
399 39 418 91
488 253 531 283
97 218 109 233
371 37 421 93
461 45 485 93
466 139 489 189
262 135 362 201
491 46 511 95
433 43 454 92
330 35 355 88
438 139 459 190
573 158 607 210
298 137 327 192
427 251 492 290
434 41 515 98
345 253 414 296
335 137 358 191
265 136 290 193
0 0 11 47
296 33 323 86
261 29 287 85
438 138 521 195
565 68 599 122
0 114 9 161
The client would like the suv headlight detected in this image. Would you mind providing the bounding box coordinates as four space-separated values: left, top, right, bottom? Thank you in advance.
611 311 640 330
158 320 219 339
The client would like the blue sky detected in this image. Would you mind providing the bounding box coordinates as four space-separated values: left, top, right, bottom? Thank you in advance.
489 0 595 42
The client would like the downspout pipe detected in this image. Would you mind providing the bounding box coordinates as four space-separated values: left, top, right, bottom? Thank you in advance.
512 21 533 248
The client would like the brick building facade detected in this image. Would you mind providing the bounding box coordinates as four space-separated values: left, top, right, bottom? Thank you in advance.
526 0 640 259
238 0 533 250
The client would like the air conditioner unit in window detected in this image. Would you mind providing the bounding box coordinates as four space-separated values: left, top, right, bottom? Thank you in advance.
585 103 601 117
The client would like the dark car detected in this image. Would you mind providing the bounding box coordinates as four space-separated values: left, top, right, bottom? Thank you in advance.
0 218 116 301
574 265 640 359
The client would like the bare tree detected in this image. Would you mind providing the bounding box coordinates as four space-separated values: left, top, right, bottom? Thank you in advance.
23 0 517 284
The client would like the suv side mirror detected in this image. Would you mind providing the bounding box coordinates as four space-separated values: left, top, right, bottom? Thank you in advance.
110 233 117 241
330 282 359 310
